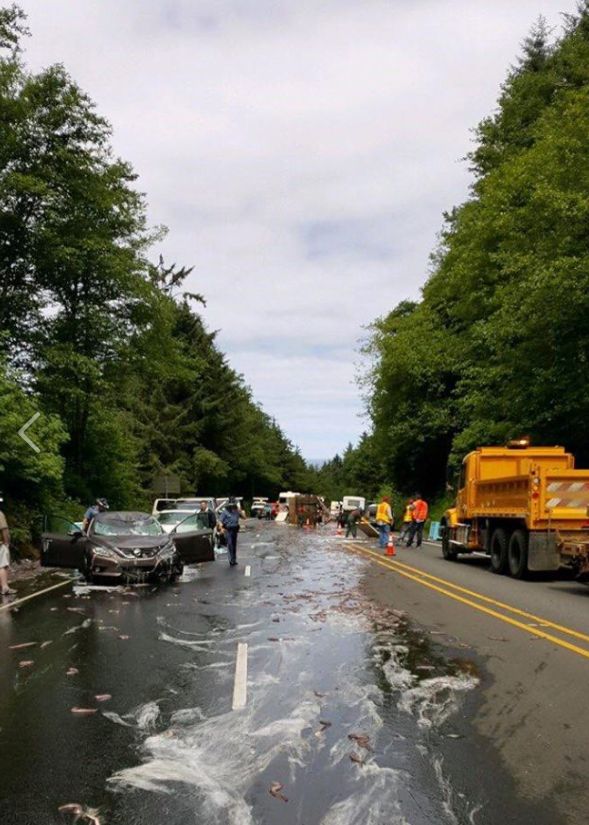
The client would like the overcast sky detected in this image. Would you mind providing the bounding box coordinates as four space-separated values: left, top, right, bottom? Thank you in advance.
19 0 574 459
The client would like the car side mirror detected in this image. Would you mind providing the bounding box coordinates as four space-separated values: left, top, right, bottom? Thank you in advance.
68 530 84 540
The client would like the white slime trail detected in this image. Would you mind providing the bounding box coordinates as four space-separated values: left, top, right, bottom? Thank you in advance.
107 533 481 825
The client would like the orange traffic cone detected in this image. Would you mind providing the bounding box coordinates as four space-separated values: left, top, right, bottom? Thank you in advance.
386 534 396 556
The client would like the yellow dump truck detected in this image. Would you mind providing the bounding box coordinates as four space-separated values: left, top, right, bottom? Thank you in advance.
441 442 589 579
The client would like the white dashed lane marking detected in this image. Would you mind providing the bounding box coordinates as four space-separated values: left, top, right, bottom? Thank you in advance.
232 642 248 710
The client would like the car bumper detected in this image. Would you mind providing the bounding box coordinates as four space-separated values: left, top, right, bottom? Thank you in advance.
89 555 176 578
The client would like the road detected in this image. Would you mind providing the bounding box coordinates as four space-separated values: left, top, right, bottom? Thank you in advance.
350 536 589 825
0 523 585 825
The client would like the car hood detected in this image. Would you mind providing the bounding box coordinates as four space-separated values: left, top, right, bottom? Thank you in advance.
90 535 171 551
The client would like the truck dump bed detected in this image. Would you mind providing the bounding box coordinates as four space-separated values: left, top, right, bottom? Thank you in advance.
472 468 589 530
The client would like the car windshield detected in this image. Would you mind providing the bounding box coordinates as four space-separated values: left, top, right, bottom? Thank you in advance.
92 516 164 537
158 512 193 525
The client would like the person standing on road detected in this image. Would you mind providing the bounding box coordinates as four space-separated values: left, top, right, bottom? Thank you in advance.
196 499 217 530
82 497 109 533
345 507 362 538
0 495 15 597
376 496 393 549
221 497 245 567
399 498 415 542
406 493 428 548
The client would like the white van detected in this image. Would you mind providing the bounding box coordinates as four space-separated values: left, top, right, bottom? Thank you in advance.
342 495 366 513
152 497 214 516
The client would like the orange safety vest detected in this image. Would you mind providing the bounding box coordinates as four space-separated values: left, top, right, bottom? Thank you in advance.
413 499 428 521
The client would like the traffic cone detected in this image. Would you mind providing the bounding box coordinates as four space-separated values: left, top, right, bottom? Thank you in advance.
386 534 396 556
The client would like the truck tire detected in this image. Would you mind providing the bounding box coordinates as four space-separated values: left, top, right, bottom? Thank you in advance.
490 528 508 574
441 523 457 561
507 529 528 579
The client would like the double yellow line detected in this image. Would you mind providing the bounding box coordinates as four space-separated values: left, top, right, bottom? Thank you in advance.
347 543 589 661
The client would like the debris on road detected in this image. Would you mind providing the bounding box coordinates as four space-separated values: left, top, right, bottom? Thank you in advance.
58 803 84 815
269 782 288 802
95 694 112 703
18 660 34 668
58 803 101 824
349 752 365 765
9 642 37 650
64 619 92 635
66 667 79 677
70 707 98 715
348 733 371 750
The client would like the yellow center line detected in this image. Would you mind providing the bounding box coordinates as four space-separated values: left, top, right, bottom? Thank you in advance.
350 543 589 645
0 578 72 612
345 543 589 661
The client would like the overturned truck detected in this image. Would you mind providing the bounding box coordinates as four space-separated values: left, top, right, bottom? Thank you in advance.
289 495 330 527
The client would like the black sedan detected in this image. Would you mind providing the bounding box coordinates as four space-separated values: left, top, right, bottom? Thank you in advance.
41 511 214 584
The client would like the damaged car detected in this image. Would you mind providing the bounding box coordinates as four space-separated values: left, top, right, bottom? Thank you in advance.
41 511 214 584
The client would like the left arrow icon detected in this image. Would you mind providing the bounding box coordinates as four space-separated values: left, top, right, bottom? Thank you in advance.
18 412 41 453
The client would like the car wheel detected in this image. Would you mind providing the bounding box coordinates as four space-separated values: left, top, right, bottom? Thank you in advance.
490 528 508 574
508 529 529 579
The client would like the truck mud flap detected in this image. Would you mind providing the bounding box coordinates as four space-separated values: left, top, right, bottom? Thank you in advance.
528 532 560 572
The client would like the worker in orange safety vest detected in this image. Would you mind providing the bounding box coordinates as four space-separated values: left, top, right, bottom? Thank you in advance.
405 493 428 548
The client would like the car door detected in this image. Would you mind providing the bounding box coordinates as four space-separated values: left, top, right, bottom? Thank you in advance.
41 515 87 569
171 514 215 563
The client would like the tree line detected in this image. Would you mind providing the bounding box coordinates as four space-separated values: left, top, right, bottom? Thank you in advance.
314 4 589 504
0 6 310 548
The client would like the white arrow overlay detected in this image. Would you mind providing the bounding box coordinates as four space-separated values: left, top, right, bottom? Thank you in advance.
18 412 41 453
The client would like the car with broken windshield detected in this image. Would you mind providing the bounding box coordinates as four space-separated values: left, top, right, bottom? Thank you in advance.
41 510 214 584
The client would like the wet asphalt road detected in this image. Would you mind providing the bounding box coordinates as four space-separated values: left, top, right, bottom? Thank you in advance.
0 523 567 825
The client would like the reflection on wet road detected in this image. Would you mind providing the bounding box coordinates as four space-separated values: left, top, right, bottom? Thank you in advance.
0 524 550 824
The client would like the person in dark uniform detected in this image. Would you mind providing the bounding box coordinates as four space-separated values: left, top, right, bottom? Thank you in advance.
345 507 362 538
220 497 245 566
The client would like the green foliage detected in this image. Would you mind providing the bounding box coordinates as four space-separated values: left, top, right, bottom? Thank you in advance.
307 433 387 503
342 9 589 501
0 7 308 550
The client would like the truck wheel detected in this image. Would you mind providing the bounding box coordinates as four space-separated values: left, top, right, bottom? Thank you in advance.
441 523 457 561
490 528 508 574
508 529 529 579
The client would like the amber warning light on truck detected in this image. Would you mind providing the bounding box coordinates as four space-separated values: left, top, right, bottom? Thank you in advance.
507 437 530 449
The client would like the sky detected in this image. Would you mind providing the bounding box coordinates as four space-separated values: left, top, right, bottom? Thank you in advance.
19 0 575 459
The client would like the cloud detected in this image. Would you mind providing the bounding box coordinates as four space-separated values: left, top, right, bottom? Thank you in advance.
19 0 574 457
